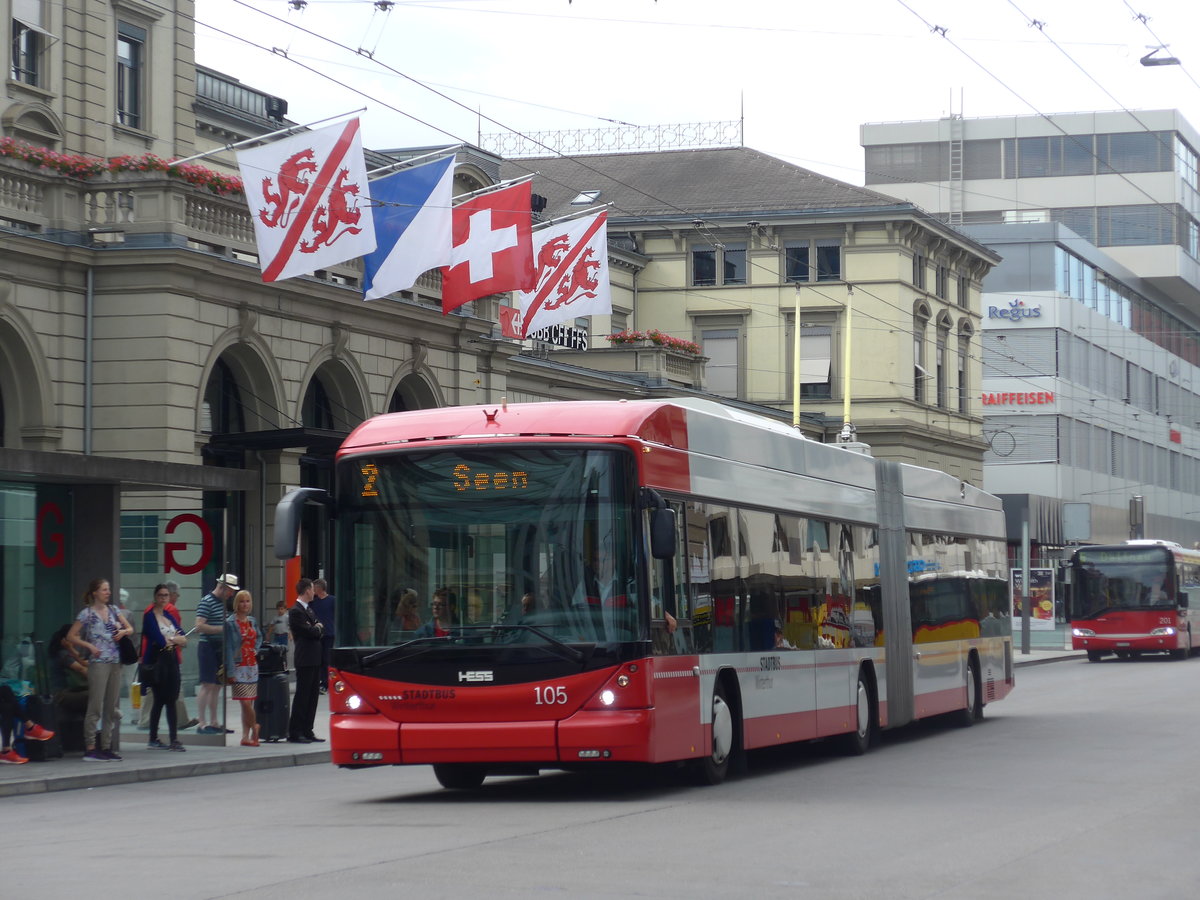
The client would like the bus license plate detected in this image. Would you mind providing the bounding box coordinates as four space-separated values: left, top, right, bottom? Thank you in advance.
1116 642 1130 647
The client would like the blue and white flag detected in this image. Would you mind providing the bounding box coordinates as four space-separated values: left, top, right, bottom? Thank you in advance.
362 156 454 301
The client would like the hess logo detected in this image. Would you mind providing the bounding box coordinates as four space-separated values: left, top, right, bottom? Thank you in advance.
458 670 494 683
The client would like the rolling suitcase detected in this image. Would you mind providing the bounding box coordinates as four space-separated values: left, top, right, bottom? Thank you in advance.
256 643 287 676
255 672 291 742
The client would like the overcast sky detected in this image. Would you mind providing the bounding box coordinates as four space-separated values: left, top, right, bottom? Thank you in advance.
196 0 1200 186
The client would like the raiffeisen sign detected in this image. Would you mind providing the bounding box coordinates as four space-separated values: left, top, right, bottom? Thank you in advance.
981 391 1055 406
988 298 1042 322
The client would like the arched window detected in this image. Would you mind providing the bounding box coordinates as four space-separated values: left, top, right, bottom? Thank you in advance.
201 358 246 435
302 376 335 430
957 320 975 415
388 373 438 413
936 312 953 409
913 303 931 404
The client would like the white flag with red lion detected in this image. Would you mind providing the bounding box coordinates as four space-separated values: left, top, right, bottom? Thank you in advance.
237 118 376 283
514 211 610 338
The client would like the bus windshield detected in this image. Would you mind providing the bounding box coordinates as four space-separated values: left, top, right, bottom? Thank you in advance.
1072 547 1174 618
335 446 642 647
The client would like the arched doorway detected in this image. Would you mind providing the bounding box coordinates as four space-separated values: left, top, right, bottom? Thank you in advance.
388 372 440 412
197 343 284 593
297 361 370 583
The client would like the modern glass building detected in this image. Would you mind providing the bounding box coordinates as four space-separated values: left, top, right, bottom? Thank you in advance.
863 111 1200 645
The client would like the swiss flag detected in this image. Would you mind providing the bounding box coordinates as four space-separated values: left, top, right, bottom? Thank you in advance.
441 181 536 314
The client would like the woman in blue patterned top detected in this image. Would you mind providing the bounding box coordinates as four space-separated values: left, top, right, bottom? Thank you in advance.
67 578 133 762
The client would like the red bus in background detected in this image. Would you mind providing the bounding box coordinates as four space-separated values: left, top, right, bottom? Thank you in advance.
1070 540 1200 661
275 399 1013 790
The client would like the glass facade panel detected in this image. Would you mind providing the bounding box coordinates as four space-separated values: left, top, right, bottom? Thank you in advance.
0 484 74 679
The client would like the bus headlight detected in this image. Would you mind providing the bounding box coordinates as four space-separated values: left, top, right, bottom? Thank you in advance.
1150 627 1176 636
346 694 364 711
1072 628 1095 637
599 689 616 706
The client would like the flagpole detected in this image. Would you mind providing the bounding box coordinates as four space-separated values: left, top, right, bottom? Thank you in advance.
167 107 368 167
368 144 465 179
453 175 533 204
533 203 611 231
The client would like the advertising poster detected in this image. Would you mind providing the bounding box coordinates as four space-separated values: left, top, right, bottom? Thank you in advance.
1011 568 1056 630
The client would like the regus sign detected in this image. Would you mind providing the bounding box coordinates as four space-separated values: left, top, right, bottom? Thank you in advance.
988 298 1042 322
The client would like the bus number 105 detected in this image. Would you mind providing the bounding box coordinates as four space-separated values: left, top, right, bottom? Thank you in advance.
534 686 568 705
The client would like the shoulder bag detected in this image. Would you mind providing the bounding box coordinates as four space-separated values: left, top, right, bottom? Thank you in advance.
117 633 139 666
138 657 158 689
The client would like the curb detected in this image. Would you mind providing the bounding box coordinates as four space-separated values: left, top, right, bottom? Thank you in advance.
1014 653 1083 668
0 748 329 798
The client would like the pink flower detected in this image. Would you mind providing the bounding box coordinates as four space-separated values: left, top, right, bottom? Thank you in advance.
0 138 245 196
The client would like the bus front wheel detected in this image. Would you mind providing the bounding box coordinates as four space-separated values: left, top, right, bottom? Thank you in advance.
694 681 735 785
1170 630 1191 660
840 669 876 755
433 763 486 790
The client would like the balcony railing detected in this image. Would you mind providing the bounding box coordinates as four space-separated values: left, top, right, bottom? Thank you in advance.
547 343 707 390
0 156 364 285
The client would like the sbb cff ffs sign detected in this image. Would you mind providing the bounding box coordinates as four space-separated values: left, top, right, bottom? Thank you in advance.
530 324 588 349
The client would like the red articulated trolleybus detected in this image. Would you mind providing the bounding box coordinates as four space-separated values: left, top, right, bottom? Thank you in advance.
274 399 1014 789
1070 540 1200 662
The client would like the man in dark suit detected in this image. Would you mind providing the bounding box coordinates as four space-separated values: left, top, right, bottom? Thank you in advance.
311 578 336 694
287 578 325 744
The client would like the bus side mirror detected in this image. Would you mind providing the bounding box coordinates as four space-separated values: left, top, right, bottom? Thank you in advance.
1179 593 1189 609
650 507 677 560
273 487 328 560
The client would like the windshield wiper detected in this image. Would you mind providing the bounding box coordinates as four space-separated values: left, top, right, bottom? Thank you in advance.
362 637 450 667
485 624 587 663
361 626 587 667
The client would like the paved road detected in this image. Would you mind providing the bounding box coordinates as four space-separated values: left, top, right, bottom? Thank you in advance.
14 653 1197 899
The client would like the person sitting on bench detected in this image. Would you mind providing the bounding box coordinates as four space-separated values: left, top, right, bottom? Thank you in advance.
0 683 56 765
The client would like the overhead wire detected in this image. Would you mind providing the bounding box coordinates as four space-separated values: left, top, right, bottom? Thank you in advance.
178 1 1200 442
894 0 1196 247
201 1 962 368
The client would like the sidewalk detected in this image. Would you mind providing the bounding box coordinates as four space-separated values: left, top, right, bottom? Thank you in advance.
0 683 331 798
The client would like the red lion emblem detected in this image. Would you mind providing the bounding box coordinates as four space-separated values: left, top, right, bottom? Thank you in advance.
536 235 571 277
258 149 317 229
299 168 364 254
545 247 600 309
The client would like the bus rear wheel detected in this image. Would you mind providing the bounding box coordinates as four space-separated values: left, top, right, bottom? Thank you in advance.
952 658 982 727
433 763 487 790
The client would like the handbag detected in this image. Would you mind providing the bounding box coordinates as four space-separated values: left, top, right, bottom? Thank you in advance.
117 634 139 666
140 645 175 689
138 659 157 689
